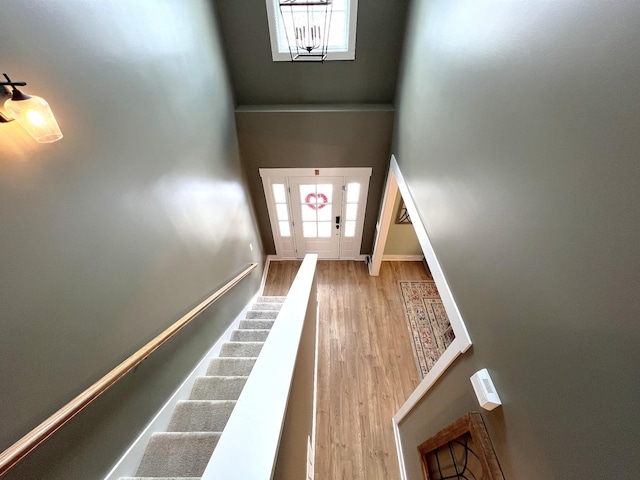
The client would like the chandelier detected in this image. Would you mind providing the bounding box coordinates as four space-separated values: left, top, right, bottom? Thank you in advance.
278 0 333 62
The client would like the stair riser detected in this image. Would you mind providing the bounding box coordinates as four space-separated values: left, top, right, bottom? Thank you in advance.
207 357 256 376
220 341 264 357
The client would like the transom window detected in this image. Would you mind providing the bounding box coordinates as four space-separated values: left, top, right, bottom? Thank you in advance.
265 0 358 62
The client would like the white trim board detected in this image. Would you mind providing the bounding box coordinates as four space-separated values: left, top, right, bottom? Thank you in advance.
392 344 468 480
236 104 394 113
259 167 372 178
382 255 424 261
369 155 473 480
267 254 368 262
392 418 408 480
259 255 278 295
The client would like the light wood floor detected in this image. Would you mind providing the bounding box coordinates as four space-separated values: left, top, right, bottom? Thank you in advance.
263 260 431 480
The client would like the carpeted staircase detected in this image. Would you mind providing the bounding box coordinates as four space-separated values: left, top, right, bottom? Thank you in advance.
119 296 285 480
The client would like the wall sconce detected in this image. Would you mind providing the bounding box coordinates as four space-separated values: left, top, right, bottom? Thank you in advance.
1 73 63 143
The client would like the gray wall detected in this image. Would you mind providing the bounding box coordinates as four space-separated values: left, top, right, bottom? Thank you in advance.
214 0 410 105
0 1 263 478
395 1 640 479
236 106 394 255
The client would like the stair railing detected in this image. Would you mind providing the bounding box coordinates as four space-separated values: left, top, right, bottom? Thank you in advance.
0 262 258 478
203 253 319 480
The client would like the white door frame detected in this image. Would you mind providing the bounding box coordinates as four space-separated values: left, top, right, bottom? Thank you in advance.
260 167 371 260
369 156 473 480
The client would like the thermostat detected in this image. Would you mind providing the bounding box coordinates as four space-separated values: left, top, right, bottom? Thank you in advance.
470 368 502 411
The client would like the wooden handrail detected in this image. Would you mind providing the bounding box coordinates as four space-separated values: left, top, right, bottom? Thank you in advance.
0 262 258 477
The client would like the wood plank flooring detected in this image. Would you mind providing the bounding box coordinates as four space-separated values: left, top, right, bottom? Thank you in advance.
263 260 430 480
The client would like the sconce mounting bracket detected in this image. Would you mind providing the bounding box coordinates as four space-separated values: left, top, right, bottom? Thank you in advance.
1 73 28 122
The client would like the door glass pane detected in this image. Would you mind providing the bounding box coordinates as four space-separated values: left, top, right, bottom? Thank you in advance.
317 206 332 221
301 207 317 221
317 222 332 237
344 182 359 238
299 184 316 204
276 203 289 221
302 221 317 238
346 182 360 203
273 183 287 203
316 184 333 203
299 182 335 241
345 203 357 221
279 221 291 237
345 220 356 237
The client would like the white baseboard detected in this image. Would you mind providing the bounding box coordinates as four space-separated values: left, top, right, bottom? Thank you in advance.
335 254 368 261
103 291 260 480
267 254 368 262
392 418 408 480
259 255 278 295
382 254 424 261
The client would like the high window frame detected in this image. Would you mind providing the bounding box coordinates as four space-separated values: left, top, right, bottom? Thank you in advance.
265 0 359 62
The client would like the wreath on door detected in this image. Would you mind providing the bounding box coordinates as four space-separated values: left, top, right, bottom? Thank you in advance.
305 192 328 210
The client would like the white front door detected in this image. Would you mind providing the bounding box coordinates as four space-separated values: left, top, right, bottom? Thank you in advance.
289 177 343 259
260 168 371 260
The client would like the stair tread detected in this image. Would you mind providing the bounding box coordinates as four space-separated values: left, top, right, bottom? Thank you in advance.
167 400 236 432
190 375 248 400
231 328 270 342
251 302 283 310
222 340 265 344
120 477 200 479
135 432 221 477
239 319 275 329
245 310 279 319
207 357 256 376
219 341 265 357
257 295 286 303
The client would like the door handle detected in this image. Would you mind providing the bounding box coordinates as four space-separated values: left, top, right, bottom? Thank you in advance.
336 216 341 229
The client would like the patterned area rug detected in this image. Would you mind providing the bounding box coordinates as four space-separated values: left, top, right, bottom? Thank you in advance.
399 281 455 378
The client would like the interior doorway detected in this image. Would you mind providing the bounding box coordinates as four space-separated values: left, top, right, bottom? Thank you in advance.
260 167 371 259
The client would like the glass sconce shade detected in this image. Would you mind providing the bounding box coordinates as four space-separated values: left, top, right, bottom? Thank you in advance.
4 93 63 143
